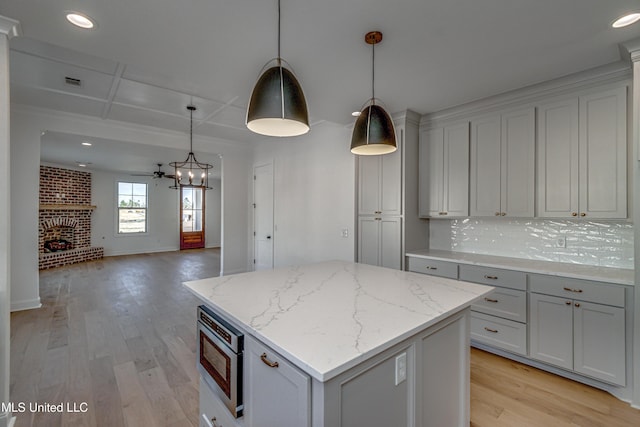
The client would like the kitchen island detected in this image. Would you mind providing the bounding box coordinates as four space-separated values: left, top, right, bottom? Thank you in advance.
184 260 492 427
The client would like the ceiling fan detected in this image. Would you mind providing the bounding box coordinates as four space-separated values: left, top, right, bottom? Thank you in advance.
131 163 176 179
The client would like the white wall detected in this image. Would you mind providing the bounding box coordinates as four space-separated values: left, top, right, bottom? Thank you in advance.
10 105 250 310
90 171 221 256
252 122 355 267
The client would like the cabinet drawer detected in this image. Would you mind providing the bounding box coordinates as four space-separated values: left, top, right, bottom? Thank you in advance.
199 377 240 427
529 274 625 307
472 287 526 323
406 257 458 279
471 312 527 356
459 265 526 290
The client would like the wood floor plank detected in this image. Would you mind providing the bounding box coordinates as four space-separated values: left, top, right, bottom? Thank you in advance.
89 356 125 427
113 361 158 427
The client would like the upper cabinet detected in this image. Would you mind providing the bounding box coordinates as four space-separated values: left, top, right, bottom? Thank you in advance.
469 107 535 217
419 122 469 218
358 143 402 216
537 86 627 219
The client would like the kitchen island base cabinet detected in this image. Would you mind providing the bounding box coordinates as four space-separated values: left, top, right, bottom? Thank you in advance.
315 311 470 427
207 311 473 427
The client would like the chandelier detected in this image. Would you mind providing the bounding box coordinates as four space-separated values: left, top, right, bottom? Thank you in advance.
170 105 213 189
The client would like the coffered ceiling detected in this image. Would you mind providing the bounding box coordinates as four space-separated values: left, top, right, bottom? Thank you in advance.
2 0 640 173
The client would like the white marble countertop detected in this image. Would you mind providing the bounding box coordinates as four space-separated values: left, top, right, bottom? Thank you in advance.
405 249 634 286
184 260 492 382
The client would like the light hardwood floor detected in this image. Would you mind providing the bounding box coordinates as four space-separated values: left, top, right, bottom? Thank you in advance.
10 250 640 426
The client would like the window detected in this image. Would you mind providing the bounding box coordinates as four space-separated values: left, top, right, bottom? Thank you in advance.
117 182 147 234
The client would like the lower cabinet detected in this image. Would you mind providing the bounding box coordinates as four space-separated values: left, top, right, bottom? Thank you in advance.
199 377 240 427
460 265 528 356
529 292 626 386
244 335 311 427
406 255 630 390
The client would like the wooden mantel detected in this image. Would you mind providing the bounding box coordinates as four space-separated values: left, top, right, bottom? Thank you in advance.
39 204 97 211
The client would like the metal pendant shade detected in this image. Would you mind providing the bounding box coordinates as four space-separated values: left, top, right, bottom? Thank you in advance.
351 31 397 155
350 104 397 155
246 0 309 137
246 62 309 137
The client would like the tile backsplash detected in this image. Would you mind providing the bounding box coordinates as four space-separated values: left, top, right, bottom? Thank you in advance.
429 218 634 269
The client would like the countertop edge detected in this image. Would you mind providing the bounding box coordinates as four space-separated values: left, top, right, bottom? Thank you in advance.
405 250 634 286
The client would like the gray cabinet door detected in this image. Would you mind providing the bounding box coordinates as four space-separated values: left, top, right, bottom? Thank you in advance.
529 293 573 370
573 301 625 386
245 336 310 427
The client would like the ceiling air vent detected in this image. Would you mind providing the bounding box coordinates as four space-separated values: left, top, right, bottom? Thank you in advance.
64 76 82 87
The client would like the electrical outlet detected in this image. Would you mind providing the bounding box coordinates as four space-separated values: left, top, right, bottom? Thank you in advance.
556 236 566 248
341 228 349 238
395 352 407 385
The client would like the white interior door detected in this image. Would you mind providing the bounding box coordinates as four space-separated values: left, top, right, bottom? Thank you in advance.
254 162 274 270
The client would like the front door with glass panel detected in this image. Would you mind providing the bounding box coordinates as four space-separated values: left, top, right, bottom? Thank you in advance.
180 187 205 249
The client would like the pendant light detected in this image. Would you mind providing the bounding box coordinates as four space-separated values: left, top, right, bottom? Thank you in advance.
246 0 309 137
350 31 397 155
170 106 213 190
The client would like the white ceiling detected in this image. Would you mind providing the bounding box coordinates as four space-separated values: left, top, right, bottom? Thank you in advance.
3 0 640 173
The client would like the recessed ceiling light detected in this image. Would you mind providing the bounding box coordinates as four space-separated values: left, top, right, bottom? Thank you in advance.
78 163 87 167
612 12 640 28
66 12 96 29
82 141 92 146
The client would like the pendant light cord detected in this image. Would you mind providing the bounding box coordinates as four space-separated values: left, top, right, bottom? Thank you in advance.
277 0 281 64
189 106 194 153
371 41 375 103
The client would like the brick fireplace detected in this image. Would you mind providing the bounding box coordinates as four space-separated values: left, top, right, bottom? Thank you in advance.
39 166 104 269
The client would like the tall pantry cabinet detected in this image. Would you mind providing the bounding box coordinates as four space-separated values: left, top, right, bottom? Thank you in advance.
356 110 427 270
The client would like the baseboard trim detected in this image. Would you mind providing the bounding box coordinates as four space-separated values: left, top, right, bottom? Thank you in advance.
0 411 16 427
10 298 42 312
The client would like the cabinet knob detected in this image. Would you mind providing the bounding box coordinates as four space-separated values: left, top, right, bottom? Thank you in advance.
565 301 571 305
580 213 586 217
495 212 500 216
212 417 221 427
571 212 578 217
575 303 581 308
501 212 506 216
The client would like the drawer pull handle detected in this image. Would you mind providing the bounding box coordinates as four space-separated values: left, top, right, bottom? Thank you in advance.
484 327 498 333
484 297 498 303
439 212 448 215
426 266 438 270
563 287 583 293
484 275 498 280
212 417 221 427
260 353 279 368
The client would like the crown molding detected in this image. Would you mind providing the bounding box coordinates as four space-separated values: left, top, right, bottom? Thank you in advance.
420 60 631 129
0 16 21 38
392 109 421 126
